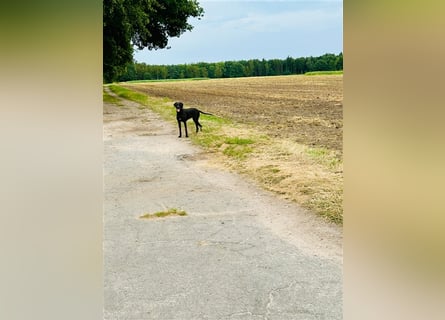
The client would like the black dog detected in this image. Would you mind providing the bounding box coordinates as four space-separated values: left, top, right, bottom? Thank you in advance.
174 102 213 138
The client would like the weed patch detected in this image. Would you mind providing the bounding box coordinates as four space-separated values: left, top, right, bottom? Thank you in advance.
222 144 253 159
305 147 341 169
224 137 254 145
192 133 224 149
139 208 187 219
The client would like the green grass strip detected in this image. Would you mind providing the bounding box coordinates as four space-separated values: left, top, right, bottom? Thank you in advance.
108 84 149 105
103 88 122 105
304 71 343 76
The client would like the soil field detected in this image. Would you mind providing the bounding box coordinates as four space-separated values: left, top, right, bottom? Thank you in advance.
123 75 343 156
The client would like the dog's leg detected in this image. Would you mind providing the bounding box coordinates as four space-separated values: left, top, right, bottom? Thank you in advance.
195 120 202 132
177 120 182 138
184 121 189 137
193 119 199 133
193 114 202 133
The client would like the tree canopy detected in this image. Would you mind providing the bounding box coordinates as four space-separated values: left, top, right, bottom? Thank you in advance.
117 53 343 81
103 0 204 83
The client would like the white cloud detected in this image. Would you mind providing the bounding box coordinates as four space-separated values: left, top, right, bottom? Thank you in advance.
219 8 342 33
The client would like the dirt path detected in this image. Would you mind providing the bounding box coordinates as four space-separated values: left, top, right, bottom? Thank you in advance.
103 89 342 319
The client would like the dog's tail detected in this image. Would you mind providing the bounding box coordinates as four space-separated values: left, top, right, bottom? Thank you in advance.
198 110 214 116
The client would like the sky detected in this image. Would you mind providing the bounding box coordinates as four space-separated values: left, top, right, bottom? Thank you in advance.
133 0 343 65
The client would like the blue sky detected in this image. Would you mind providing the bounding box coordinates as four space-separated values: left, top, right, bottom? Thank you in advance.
133 0 343 65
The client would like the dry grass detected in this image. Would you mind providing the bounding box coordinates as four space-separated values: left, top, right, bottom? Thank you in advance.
139 208 187 219
120 75 343 223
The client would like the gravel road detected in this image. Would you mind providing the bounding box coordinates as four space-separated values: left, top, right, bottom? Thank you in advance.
103 92 342 319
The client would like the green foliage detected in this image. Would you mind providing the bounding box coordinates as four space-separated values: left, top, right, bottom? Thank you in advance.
104 0 204 83
118 52 343 81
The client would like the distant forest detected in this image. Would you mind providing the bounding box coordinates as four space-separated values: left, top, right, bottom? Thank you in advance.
117 52 343 81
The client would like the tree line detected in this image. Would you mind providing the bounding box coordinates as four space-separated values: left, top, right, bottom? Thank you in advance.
117 52 343 82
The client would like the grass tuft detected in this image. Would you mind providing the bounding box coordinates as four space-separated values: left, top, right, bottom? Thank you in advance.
192 133 224 149
305 147 341 169
139 208 187 219
224 137 254 145
222 145 253 159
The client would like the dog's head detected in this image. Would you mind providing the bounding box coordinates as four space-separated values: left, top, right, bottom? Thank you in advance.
174 102 183 113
